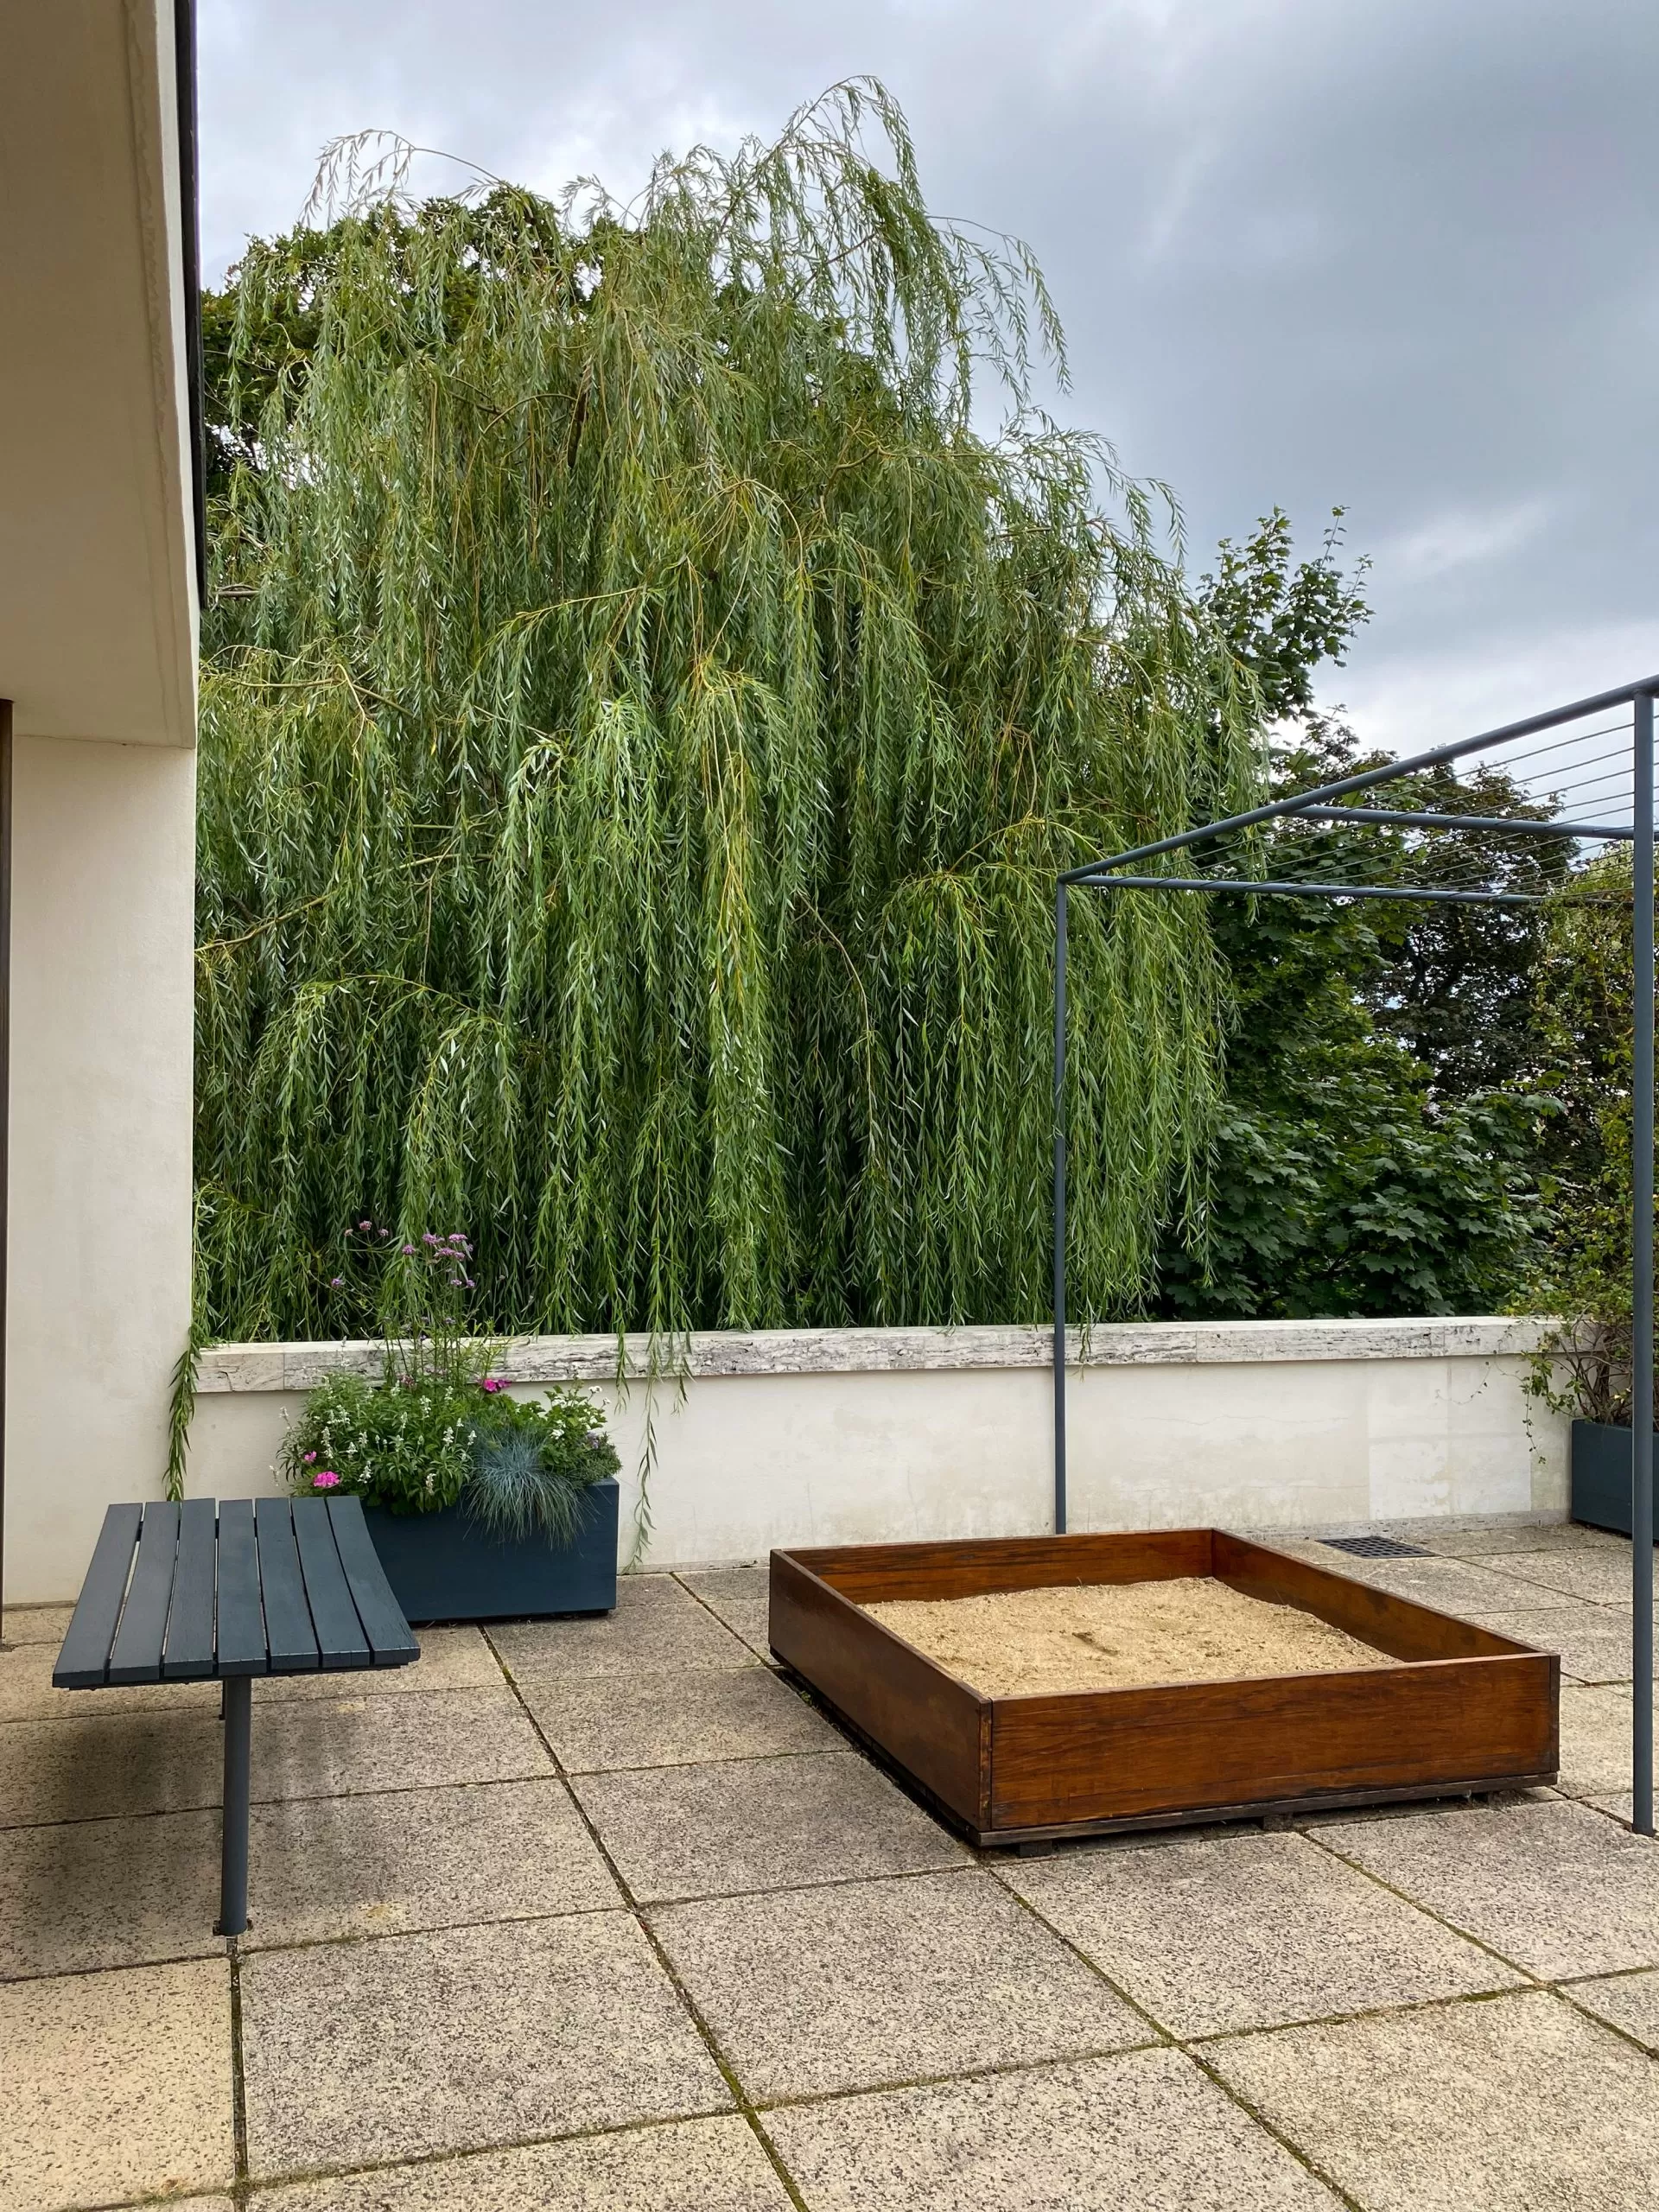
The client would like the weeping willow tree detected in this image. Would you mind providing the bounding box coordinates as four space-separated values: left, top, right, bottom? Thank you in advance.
196 81 1261 1348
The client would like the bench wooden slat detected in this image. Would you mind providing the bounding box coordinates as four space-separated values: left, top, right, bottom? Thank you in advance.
254 1499 321 1671
107 1502 181 1684
216 1499 269 1675
292 1497 370 1669
328 1498 419 1667
53 1503 143 1688
162 1498 219 1679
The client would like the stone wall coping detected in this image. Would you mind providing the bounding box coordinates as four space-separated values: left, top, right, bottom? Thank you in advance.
195 1316 1554 1393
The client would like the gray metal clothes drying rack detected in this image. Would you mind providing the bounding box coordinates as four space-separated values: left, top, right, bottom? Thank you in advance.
1052 677 1658 1835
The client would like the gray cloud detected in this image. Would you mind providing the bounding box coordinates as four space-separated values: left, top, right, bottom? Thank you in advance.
199 0 1659 750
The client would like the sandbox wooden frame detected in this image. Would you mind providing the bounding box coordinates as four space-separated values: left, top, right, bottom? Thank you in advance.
769 1530 1560 1847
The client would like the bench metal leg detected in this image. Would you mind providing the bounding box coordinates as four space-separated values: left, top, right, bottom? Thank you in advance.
216 1675 252 1937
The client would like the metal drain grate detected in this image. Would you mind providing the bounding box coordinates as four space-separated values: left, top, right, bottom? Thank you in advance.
1320 1535 1431 1560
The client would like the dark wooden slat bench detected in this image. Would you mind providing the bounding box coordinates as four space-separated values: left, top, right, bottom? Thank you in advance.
53 1495 419 1935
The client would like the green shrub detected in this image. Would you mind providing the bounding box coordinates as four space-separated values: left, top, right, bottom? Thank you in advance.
467 1389 620 1543
276 1219 620 1533
280 1369 618 1532
279 1368 482 1513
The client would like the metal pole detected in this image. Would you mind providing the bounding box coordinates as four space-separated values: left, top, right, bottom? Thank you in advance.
1633 690 1655 1837
1052 882 1068 1535
217 1674 252 1936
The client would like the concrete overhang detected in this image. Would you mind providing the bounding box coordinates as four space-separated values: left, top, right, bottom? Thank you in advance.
0 2 199 747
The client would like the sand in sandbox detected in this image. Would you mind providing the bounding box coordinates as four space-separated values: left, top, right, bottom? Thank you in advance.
862 1577 1392 1698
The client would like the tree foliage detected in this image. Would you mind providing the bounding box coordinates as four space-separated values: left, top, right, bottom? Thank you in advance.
1156 516 1557 1319
196 85 1262 1344
1522 852 1652 1421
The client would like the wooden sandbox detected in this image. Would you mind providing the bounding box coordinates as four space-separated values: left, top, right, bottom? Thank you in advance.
768 1529 1560 1847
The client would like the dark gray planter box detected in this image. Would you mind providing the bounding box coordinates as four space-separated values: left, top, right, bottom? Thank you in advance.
1570 1421 1659 1540
361 1478 618 1624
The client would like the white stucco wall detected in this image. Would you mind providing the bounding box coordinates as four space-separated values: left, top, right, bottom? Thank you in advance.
0 1 199 747
3 736 197 1604
175 1319 1567 1587
0 10 201 1607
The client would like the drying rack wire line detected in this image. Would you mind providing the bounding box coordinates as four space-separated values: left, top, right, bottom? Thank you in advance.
1052 673 1659 1838
1532 767 1643 804
1484 719 1637 775
1483 720 1637 777
1061 677 1656 889
1118 826 1622 903
1178 850 1619 901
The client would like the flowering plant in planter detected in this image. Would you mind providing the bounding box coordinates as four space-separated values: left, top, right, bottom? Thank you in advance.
277 1225 619 1540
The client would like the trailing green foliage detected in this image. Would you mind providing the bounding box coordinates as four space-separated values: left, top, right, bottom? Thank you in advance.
196 84 1262 1342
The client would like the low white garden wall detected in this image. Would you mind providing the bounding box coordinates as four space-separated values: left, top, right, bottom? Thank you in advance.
187 1318 1567 1571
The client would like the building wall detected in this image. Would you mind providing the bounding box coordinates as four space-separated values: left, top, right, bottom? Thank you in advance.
0 1 200 748
177 1319 1567 1589
3 735 197 1603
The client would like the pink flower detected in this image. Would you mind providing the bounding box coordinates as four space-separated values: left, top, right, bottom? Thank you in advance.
358 1219 372 1231
313 1470 341 1490
302 1451 317 1465
479 1376 505 1394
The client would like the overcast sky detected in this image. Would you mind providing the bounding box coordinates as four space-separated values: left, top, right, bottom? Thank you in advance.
198 0 1659 755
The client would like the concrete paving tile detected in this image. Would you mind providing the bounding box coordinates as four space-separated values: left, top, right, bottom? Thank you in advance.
492 1574 754 1680
1586 1789 1637 1824
520 1665 839 1772
0 1808 220 1980
652 1868 1146 2101
1559 1682 1635 1798
0 1707 222 1827
1418 1521 1621 1558
0 1639 219 1723
251 1687 552 1802
1003 1829 1520 2036
0 1605 73 1648
1485 1545 1649 1605
256 2115 794 2211
1569 1967 1659 2053
242 1777 620 1948
1352 1555 1584 1615
1465 1605 1638 1681
0 1687 550 1829
0 1629 495 1725
1207 1987 1659 2212
573 1750 969 1903
766 2044 1342 2210
677 1567 772 1657
1253 1538 1338 1567
254 1626 502 1704
0 1956 233 2210
240 1911 730 2178
1319 1796 1659 1977
1294 1547 1561 1611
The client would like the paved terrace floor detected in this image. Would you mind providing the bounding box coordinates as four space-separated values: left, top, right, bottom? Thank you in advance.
2 1516 1657 2212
